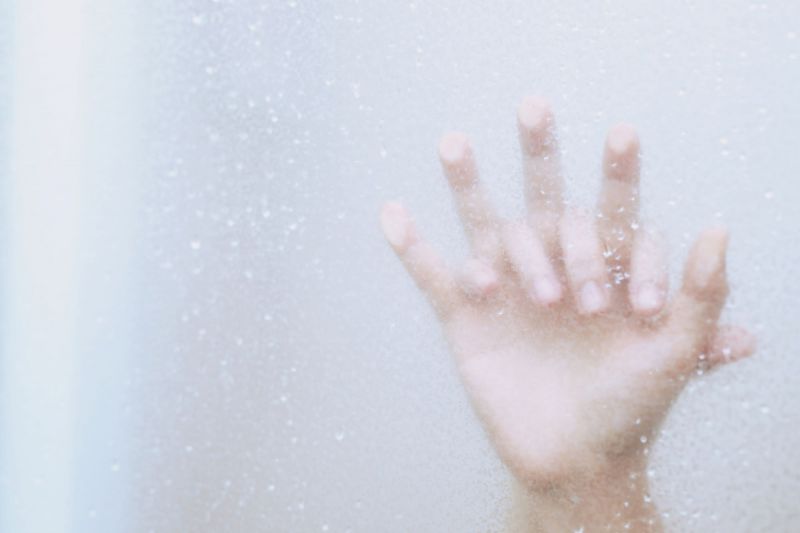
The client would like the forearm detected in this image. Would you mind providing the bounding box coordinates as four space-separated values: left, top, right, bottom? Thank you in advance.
507 459 662 533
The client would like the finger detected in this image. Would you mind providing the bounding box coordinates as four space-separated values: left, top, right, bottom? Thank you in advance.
667 227 729 347
558 208 610 315
380 202 460 315
438 132 499 257
517 96 564 244
598 123 641 266
459 258 500 300
705 325 756 369
502 221 562 306
628 228 668 315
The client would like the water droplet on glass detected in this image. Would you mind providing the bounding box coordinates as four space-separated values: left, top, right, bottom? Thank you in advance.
722 346 732 359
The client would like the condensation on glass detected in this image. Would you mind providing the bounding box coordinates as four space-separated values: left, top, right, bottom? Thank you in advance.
1 1 799 532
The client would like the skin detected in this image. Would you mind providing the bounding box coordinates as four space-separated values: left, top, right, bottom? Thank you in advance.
379 96 756 531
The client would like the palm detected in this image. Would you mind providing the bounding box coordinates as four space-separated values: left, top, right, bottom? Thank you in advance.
448 288 676 483
381 96 753 487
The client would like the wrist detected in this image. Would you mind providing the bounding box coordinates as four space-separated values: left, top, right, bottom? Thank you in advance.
508 456 662 532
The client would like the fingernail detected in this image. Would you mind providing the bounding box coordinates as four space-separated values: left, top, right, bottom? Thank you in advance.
580 281 607 314
466 260 499 297
534 276 562 305
438 132 470 164
517 96 553 154
518 96 550 130
727 328 757 360
690 228 728 289
438 132 476 189
606 123 639 156
635 282 663 313
476 271 499 295
380 203 412 251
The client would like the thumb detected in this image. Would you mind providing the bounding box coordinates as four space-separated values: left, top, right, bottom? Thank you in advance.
705 324 757 369
667 227 730 355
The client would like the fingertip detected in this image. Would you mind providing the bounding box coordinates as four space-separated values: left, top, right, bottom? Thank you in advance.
606 123 640 156
603 123 640 182
380 201 416 252
532 276 563 306
728 325 757 357
699 225 730 247
685 226 730 294
631 282 665 316
502 220 562 307
558 208 610 314
438 131 471 166
578 280 609 315
461 258 500 299
737 329 758 358
517 95 555 154
709 325 757 366
438 132 477 189
517 96 553 131
629 228 668 315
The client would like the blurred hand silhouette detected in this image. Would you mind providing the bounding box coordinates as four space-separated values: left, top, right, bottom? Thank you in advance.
380 97 755 530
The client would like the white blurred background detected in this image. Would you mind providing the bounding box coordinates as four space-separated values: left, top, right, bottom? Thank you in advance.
1 1 799 531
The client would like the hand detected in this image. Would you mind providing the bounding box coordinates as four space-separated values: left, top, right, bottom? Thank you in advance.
380 96 755 530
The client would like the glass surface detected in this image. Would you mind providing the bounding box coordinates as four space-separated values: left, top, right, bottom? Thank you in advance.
2 1 800 531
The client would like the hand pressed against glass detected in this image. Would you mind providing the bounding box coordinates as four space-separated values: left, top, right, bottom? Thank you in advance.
380 97 754 531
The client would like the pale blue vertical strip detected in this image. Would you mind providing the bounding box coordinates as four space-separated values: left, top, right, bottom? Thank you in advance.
70 2 142 531
1 1 86 531
0 0 10 313
0 0 11 525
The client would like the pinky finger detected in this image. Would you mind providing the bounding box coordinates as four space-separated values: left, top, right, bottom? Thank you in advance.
380 202 460 316
706 325 757 368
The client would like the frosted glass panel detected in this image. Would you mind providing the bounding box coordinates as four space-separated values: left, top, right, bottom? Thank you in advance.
2 1 799 532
